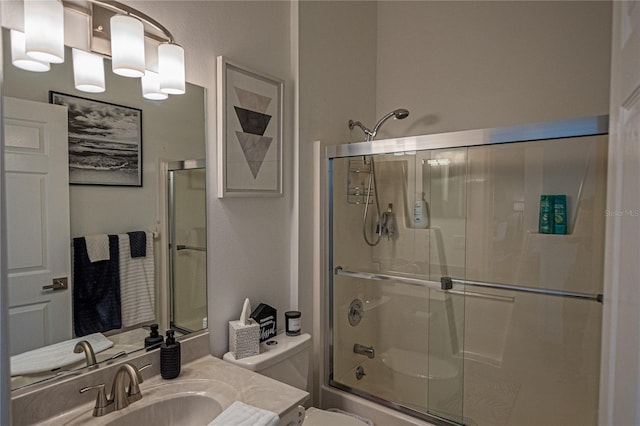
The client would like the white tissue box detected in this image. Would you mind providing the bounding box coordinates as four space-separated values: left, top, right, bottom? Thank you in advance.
229 319 260 359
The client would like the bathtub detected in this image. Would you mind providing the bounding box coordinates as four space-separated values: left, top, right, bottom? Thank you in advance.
326 347 463 425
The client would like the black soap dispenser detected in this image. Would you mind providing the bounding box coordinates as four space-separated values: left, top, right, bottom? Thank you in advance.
144 324 164 351
160 329 181 379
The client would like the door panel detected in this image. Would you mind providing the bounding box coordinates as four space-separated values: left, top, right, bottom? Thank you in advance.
4 97 71 356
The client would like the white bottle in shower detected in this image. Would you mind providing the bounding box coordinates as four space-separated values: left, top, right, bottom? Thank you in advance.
413 193 429 229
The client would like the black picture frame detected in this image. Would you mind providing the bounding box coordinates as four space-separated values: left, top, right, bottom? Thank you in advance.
49 91 143 187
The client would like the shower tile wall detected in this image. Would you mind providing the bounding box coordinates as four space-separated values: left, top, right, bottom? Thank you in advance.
330 135 606 425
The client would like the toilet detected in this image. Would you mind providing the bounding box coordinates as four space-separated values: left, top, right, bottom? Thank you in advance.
223 332 369 426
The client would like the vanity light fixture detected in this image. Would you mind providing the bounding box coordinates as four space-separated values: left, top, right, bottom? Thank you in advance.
72 48 105 93
110 14 145 78
24 0 65 64
158 42 185 95
141 70 168 100
16 0 185 99
10 30 51 72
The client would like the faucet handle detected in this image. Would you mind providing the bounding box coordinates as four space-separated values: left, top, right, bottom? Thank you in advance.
139 363 152 374
105 351 127 364
80 383 113 417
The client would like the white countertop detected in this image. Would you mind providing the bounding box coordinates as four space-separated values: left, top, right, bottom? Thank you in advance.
32 355 309 425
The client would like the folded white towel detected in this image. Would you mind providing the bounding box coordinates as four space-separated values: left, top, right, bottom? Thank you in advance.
119 232 155 327
208 401 279 426
10 333 113 376
84 234 110 262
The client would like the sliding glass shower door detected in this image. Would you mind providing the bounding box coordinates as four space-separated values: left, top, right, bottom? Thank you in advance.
327 116 607 426
331 149 466 424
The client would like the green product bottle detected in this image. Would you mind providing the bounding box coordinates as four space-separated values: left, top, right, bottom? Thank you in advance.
553 194 567 234
539 195 553 234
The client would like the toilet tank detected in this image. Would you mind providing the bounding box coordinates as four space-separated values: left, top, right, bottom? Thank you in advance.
223 332 311 391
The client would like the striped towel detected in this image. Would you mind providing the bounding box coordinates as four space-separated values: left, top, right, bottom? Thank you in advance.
118 231 155 327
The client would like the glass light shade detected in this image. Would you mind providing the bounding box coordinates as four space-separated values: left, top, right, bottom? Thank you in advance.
141 70 168 100
72 49 105 93
159 43 185 95
24 0 65 64
10 30 50 72
110 15 145 78
144 38 160 73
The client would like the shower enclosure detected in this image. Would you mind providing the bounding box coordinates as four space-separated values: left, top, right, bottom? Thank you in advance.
168 160 207 333
327 116 607 425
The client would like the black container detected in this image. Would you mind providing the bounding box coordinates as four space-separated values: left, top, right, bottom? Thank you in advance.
144 324 164 351
251 303 277 342
285 311 301 336
160 330 181 379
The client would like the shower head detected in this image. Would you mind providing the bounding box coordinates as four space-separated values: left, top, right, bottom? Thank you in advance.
392 109 410 120
371 109 410 137
348 108 410 141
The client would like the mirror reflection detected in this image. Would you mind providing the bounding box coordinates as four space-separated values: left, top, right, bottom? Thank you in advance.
3 29 207 390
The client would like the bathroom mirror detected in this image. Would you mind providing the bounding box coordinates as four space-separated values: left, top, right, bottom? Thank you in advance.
3 29 207 390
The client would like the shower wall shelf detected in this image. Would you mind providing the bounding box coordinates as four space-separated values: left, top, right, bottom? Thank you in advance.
334 267 603 303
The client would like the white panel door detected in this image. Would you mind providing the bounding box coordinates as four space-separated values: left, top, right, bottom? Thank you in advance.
4 97 71 356
601 2 640 424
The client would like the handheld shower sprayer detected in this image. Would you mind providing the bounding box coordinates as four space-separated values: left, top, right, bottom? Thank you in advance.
347 109 410 246
348 109 410 141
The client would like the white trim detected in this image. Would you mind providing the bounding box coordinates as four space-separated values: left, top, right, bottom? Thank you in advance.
0 23 11 425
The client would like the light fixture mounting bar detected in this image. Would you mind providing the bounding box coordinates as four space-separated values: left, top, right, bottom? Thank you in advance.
61 0 175 43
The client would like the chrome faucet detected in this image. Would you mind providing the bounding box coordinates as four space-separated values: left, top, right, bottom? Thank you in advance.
80 363 150 417
353 343 375 359
74 340 97 368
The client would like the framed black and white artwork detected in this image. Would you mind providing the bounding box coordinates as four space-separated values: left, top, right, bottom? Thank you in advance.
216 56 283 197
49 91 143 187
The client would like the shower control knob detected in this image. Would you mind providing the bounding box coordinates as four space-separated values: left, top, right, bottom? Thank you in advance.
348 299 364 326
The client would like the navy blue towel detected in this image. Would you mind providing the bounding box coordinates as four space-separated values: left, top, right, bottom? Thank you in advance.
73 235 122 337
127 231 146 258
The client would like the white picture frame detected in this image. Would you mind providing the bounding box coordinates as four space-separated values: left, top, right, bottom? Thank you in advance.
216 56 283 197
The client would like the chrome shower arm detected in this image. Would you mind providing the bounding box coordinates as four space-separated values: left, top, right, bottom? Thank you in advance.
348 120 374 141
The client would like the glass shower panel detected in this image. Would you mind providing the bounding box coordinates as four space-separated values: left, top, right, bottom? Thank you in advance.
169 167 207 333
330 153 465 424
461 135 606 426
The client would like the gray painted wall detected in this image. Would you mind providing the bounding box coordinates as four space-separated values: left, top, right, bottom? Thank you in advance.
376 1 612 137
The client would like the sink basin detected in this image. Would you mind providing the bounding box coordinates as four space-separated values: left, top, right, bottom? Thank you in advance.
56 379 239 426
21 354 309 426
105 394 222 426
